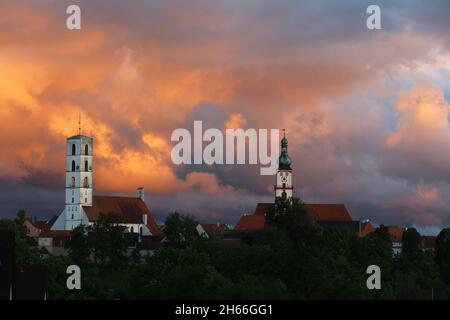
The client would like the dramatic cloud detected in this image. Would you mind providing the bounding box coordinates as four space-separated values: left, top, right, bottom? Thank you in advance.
0 1 450 232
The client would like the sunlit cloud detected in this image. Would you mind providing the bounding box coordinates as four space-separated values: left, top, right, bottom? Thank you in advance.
0 0 450 230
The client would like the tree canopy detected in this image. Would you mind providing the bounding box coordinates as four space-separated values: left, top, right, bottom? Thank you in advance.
5 203 450 299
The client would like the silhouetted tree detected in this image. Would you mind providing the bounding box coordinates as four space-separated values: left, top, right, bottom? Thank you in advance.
87 212 128 270
0 210 40 265
163 212 198 248
402 228 422 261
66 224 90 266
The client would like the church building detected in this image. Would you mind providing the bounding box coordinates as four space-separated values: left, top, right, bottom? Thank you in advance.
51 133 161 237
235 131 364 235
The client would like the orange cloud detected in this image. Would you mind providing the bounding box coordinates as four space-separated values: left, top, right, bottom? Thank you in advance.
1 1 450 227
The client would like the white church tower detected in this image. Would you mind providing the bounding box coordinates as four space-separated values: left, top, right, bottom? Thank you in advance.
63 134 93 230
52 118 94 231
275 130 293 199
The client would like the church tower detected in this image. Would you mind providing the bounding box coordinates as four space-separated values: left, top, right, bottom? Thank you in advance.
63 134 93 230
275 130 293 199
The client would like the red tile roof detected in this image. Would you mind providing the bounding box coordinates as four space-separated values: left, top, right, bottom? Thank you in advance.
254 203 272 216
235 215 266 231
33 220 50 231
200 223 228 237
304 204 353 222
253 203 353 221
237 202 356 231
422 236 437 249
387 226 405 242
359 221 375 237
24 219 41 237
83 195 162 236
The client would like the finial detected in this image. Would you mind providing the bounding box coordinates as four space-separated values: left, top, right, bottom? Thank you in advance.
78 112 81 135
282 128 286 138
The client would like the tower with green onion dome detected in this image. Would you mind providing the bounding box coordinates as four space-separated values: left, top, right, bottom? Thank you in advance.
275 129 293 199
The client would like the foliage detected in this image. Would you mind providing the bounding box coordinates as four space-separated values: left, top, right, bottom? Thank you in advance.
66 224 90 267
0 210 41 266
162 211 198 248
5 204 450 299
87 212 128 270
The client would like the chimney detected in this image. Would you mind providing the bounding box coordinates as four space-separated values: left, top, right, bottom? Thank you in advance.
137 187 144 202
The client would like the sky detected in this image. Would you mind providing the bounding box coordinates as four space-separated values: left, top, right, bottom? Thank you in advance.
0 0 449 234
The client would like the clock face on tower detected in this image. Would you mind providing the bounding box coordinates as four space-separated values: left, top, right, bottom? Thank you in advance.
281 176 287 183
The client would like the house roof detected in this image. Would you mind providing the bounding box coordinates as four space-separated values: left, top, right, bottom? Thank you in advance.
238 202 356 232
235 215 266 231
25 217 61 237
83 195 162 236
304 204 353 221
253 202 353 222
200 223 228 237
33 220 49 231
359 221 375 237
387 226 405 242
422 236 437 249
254 203 272 216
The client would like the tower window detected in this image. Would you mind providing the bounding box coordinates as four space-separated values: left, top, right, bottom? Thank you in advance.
83 177 89 188
130 226 134 233
72 198 74 203
72 144 76 155
85 160 88 171
71 160 76 172
85 198 87 203
71 176 75 188
85 145 89 155
71 214 74 219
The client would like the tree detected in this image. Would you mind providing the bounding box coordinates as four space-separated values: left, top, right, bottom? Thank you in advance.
87 212 128 270
163 212 198 248
436 228 450 266
66 224 90 266
266 196 322 246
0 210 40 266
401 228 422 261
435 228 450 285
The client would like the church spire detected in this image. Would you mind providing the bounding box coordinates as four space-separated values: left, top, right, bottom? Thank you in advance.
78 112 81 135
275 129 294 199
278 129 292 170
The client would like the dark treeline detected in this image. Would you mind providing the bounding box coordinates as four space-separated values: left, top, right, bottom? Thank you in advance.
2 198 450 299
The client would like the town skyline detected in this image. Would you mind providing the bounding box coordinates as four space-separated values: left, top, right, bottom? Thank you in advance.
1 1 450 236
